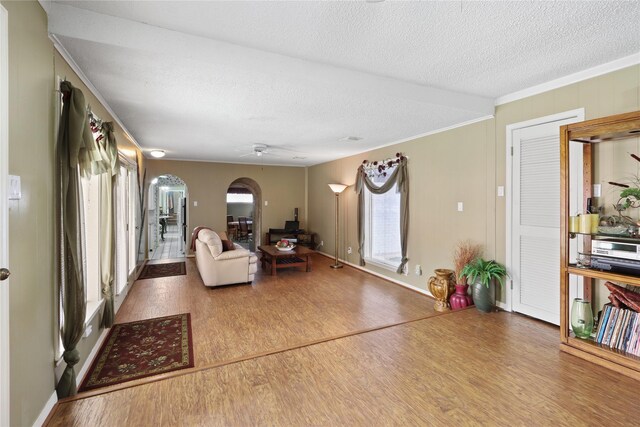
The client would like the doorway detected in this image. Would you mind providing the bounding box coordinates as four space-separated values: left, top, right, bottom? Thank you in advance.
226 178 262 252
506 109 585 325
0 5 9 424
148 175 188 260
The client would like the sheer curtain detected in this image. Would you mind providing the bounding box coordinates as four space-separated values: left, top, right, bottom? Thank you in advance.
355 157 409 273
99 122 120 328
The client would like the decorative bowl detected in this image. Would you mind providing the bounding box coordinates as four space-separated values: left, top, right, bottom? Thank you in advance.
276 245 295 251
597 225 628 235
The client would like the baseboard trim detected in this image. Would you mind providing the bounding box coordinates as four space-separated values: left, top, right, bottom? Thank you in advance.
32 390 57 427
316 251 434 299
76 328 110 388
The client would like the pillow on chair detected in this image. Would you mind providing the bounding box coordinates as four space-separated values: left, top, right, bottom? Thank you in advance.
221 239 235 252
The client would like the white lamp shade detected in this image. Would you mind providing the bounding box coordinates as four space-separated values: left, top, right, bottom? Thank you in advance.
328 183 347 194
150 150 166 158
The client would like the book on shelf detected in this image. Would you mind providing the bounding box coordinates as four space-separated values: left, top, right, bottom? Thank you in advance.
622 314 638 352
594 302 640 356
596 305 612 343
602 307 620 346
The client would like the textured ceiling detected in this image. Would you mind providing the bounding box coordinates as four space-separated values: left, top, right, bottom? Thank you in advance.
46 1 640 166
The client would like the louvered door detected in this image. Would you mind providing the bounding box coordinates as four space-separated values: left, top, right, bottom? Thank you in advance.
511 113 583 325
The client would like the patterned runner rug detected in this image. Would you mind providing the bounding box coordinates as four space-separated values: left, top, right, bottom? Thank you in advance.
138 261 186 280
79 313 194 392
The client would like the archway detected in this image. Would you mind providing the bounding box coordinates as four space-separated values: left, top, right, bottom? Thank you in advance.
148 174 188 260
226 177 262 252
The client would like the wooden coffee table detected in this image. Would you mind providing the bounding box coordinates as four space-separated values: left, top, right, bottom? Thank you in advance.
258 245 314 276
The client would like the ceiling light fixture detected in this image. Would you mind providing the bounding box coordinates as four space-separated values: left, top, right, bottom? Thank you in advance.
150 150 166 158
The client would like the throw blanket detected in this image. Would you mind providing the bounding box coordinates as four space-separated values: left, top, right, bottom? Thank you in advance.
190 226 212 252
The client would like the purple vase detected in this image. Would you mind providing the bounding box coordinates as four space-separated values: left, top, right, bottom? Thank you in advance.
450 284 471 310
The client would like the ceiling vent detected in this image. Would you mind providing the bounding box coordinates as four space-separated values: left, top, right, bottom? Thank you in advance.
340 136 363 142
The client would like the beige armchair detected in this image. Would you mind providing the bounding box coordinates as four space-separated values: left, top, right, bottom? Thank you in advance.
195 229 258 287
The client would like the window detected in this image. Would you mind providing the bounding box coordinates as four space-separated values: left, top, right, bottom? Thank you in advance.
363 178 402 269
59 170 103 360
115 159 139 296
226 193 253 204
81 173 103 308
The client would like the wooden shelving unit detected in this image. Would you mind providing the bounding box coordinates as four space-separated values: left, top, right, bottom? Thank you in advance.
560 110 640 381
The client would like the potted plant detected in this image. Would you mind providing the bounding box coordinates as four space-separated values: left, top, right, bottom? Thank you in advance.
460 258 508 313
451 241 481 310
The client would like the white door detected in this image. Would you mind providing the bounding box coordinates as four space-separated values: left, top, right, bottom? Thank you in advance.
508 109 584 325
0 5 10 424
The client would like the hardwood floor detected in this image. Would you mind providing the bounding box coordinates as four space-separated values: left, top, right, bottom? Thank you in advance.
47 255 640 425
117 254 439 368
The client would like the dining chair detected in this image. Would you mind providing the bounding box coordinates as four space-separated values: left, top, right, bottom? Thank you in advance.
238 217 250 242
227 215 237 240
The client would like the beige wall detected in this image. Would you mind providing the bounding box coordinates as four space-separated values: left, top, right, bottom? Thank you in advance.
146 160 306 248
308 119 495 289
494 65 640 305
4 2 146 424
308 65 640 306
4 2 56 424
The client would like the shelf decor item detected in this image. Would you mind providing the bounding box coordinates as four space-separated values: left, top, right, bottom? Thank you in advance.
571 298 594 339
460 258 508 313
451 241 481 310
428 269 455 312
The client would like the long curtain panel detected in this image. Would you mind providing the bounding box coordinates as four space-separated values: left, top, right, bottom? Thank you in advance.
99 122 120 328
56 81 100 398
355 157 409 273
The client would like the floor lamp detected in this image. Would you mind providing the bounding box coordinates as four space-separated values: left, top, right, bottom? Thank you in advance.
328 183 347 269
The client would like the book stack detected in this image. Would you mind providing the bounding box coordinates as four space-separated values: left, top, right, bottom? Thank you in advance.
594 304 640 356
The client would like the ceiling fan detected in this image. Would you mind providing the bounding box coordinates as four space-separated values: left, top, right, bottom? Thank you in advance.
237 144 306 159
239 144 271 158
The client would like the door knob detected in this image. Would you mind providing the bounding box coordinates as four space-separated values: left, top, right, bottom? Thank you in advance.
0 268 10 281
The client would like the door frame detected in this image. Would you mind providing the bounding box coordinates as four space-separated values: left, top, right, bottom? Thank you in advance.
504 108 585 313
0 4 10 424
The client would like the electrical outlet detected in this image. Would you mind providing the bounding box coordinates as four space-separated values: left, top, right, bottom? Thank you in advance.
320 240 324 246
265 200 268 206
347 247 352 254
403 264 408 276
193 201 198 207
83 325 93 338
457 202 463 212
415 264 422 276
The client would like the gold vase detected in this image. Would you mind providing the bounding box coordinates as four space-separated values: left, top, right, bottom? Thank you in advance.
428 269 455 312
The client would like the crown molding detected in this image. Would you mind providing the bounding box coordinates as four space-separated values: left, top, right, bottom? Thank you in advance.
49 33 143 152
495 52 640 106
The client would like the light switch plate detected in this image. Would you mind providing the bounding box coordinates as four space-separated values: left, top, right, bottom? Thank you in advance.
265 201 269 206
8 175 21 200
457 202 463 212
497 186 505 197
593 184 601 197
193 201 198 207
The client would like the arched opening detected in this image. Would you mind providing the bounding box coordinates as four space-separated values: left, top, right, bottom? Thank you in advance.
226 178 262 252
148 174 188 260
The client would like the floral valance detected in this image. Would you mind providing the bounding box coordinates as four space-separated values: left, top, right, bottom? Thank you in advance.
360 152 407 180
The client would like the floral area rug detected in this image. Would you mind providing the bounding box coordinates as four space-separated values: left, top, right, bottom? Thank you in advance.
138 262 186 280
79 313 194 392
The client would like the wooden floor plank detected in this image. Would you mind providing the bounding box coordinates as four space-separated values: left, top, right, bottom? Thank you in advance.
47 254 640 425
50 310 640 426
115 254 439 368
